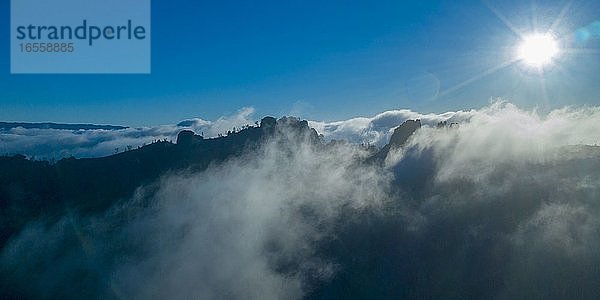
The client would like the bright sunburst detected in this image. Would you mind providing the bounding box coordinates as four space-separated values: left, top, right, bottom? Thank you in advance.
517 33 560 68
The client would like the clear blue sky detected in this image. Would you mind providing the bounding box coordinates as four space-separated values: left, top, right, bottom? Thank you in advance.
1 0 599 126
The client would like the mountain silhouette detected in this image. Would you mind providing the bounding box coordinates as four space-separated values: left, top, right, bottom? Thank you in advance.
3 116 600 300
0 116 321 247
373 119 421 161
0 122 128 131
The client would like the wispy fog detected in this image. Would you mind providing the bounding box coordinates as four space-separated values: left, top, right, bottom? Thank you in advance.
0 107 257 159
0 105 472 159
2 102 600 299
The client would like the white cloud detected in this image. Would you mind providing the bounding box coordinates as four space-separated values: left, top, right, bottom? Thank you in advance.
0 108 257 159
309 108 472 146
1 127 389 299
2 101 600 299
407 101 600 180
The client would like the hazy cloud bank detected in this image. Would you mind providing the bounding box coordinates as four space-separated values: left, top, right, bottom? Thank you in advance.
0 107 257 159
2 102 600 299
309 108 472 146
1 125 391 299
0 105 473 159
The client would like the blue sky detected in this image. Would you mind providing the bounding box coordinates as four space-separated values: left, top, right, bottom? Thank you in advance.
1 0 599 126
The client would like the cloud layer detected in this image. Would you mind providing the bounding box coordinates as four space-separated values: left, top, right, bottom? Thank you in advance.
0 105 475 159
0 107 257 159
309 107 471 146
2 102 600 299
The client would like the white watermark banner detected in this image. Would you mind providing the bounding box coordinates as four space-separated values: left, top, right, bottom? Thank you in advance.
11 0 151 74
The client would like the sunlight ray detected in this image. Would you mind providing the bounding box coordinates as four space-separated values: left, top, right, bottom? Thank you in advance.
482 0 525 38
438 58 519 97
563 48 600 55
539 76 550 107
550 0 574 32
530 1 539 33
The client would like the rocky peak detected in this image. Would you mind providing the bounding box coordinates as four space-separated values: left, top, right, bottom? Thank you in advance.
260 117 277 129
388 119 421 148
176 130 203 145
372 119 422 162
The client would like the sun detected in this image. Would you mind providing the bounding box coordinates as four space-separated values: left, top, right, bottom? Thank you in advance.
517 33 560 68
